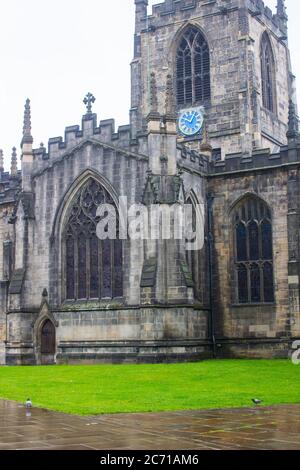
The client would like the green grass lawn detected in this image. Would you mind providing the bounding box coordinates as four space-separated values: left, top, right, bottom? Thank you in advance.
0 360 299 416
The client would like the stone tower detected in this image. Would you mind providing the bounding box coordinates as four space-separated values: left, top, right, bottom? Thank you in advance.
131 0 295 158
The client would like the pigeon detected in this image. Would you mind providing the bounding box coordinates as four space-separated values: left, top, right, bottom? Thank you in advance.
25 398 32 409
252 398 263 405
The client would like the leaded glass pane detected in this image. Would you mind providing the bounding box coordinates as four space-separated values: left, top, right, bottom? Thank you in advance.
261 33 275 112
250 263 261 303
233 196 274 305
64 178 123 301
176 27 211 106
102 239 112 298
66 236 75 300
78 234 87 299
236 222 247 261
184 51 192 77
238 265 248 303
90 235 99 299
249 221 259 260
185 78 193 104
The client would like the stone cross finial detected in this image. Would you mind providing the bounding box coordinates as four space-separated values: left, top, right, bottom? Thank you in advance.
287 100 299 141
22 98 33 145
0 150 4 173
149 72 158 113
11 147 18 177
83 92 96 114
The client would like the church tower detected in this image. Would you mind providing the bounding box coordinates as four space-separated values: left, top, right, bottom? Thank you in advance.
131 0 295 158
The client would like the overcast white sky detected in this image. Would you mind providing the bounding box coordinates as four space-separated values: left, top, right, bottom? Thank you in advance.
0 0 298 169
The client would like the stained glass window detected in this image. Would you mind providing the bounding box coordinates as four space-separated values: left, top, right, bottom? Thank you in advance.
238 265 248 304
236 222 247 262
63 178 123 301
176 27 211 106
249 221 259 260
233 196 274 304
250 263 261 303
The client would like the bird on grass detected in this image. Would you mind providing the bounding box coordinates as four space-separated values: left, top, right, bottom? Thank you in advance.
252 398 263 405
25 398 32 409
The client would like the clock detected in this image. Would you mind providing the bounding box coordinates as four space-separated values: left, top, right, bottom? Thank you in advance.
178 108 204 137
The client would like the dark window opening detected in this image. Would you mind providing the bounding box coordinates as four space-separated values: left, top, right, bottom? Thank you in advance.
63 178 123 301
176 27 211 106
233 196 274 304
261 33 276 113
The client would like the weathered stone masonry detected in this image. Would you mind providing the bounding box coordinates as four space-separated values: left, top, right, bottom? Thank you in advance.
0 0 299 364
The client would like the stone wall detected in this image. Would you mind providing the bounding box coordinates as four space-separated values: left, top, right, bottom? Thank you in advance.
20 143 149 310
5 109 211 364
249 12 289 150
208 149 300 357
0 197 18 364
54 306 210 364
132 0 291 156
5 304 210 365
2 0 299 365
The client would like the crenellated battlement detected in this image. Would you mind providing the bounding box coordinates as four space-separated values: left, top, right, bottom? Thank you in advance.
32 113 133 162
247 0 287 34
137 0 287 39
208 143 300 176
149 0 198 17
177 144 208 173
0 148 21 203
142 0 221 31
0 168 21 206
176 140 300 177
3 140 300 202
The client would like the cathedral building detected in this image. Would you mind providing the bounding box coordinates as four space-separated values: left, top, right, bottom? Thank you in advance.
0 0 299 365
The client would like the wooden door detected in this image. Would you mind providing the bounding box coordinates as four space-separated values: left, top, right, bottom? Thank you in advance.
41 320 56 361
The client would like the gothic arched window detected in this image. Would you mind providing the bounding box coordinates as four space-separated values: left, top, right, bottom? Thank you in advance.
63 178 123 301
176 26 211 107
261 32 276 113
232 196 274 304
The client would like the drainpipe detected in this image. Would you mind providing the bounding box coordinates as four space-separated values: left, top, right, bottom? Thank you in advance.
207 194 217 358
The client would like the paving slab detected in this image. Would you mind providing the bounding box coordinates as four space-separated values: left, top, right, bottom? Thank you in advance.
0 400 299 450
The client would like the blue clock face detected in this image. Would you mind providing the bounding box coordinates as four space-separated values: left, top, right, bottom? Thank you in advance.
178 109 204 136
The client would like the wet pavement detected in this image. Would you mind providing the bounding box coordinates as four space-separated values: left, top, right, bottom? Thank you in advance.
0 400 299 450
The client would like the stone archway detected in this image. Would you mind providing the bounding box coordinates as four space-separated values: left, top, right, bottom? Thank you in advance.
33 290 58 365
40 320 56 365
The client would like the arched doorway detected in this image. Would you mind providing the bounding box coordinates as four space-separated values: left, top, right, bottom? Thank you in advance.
41 320 56 365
